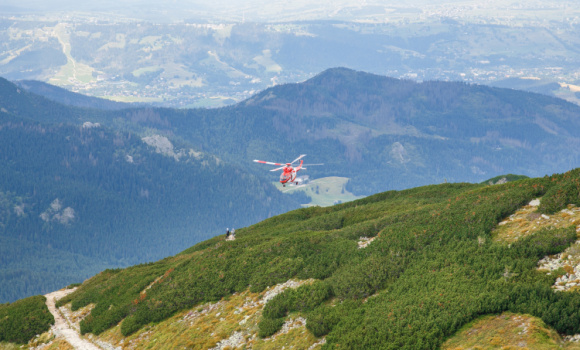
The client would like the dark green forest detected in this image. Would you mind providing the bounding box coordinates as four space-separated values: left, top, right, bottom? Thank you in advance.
51 168 580 349
0 107 306 302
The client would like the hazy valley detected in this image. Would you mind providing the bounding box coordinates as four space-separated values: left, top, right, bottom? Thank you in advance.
2 1 580 108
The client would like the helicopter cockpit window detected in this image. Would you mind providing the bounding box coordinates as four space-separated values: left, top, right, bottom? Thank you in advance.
280 173 291 181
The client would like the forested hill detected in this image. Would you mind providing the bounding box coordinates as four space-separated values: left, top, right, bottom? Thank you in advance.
248 67 580 144
15 80 140 110
8 168 580 349
0 93 306 302
0 77 94 125
240 68 580 192
15 68 580 195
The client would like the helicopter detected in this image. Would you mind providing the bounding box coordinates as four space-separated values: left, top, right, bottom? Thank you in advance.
253 154 323 187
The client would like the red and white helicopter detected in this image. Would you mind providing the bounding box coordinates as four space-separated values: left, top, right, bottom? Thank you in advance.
253 154 322 187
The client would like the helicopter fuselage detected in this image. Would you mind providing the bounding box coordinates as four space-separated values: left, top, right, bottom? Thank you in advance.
280 161 302 186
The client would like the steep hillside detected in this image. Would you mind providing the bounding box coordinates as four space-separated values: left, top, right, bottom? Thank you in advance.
0 107 306 303
0 77 95 125
7 168 579 349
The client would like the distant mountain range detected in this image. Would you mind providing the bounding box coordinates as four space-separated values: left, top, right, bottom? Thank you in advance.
3 67 580 302
14 67 580 194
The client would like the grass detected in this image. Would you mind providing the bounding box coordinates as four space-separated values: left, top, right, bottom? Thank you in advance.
274 176 364 207
553 86 580 106
442 312 580 350
252 49 282 74
44 340 74 350
138 36 163 50
0 332 72 350
78 281 323 350
132 66 163 77
0 343 22 350
492 202 580 244
97 33 126 51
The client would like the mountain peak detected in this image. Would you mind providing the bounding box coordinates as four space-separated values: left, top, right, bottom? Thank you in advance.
305 67 395 85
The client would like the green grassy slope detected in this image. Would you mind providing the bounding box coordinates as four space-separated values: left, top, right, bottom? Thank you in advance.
47 168 580 349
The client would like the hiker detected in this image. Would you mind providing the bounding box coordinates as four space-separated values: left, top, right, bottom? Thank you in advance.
231 228 235 238
226 228 230 239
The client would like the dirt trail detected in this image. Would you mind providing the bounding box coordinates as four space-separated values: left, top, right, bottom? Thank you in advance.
45 289 102 350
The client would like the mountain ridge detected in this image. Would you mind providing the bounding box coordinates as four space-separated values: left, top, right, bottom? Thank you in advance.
4 168 580 349
8 67 580 194
15 80 142 111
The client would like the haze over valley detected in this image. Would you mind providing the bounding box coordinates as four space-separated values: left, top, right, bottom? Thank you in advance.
1 0 580 108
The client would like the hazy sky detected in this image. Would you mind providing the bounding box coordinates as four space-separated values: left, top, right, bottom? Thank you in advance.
1 0 575 25
0 0 516 22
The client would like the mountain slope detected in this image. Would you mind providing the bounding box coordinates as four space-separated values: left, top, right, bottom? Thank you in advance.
0 102 306 303
18 168 575 349
111 67 580 195
0 235 112 303
243 68 580 182
5 69 580 196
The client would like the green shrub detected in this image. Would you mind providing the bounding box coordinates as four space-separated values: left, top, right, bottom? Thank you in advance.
306 300 360 337
258 317 285 338
328 255 405 299
539 170 580 214
262 281 332 320
0 295 54 344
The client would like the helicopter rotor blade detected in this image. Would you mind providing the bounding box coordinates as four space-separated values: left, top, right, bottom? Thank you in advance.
301 163 324 166
254 160 284 166
290 154 307 165
270 166 284 172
